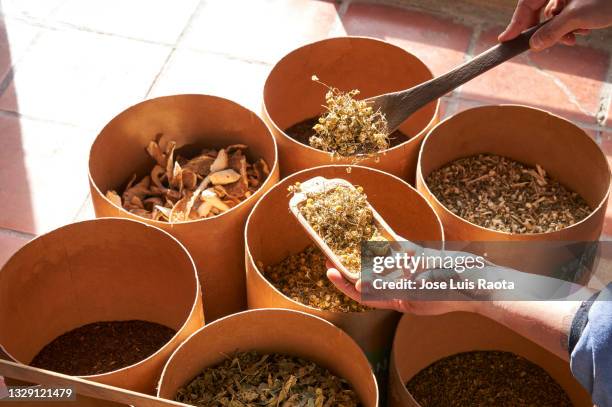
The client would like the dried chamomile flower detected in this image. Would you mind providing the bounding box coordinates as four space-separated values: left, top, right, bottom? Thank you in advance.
426 154 592 234
262 245 369 312
292 182 384 273
106 137 270 223
310 75 389 157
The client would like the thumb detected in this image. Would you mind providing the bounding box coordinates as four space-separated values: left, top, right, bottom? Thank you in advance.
531 12 579 50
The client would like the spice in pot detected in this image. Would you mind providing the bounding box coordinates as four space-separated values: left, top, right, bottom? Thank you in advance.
290 182 385 273
286 116 410 150
260 245 369 312
106 137 270 222
174 351 361 407
406 350 573 407
30 320 176 376
426 154 592 234
307 75 389 157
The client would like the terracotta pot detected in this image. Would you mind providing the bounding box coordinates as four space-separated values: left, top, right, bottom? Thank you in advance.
245 165 443 379
157 309 379 407
417 105 610 277
0 218 203 401
388 312 593 407
263 36 439 181
89 95 280 322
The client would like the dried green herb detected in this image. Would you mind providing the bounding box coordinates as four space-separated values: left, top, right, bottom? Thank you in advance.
291 183 384 273
30 320 176 376
260 245 369 312
426 154 592 234
309 75 389 157
174 351 361 407
406 351 573 407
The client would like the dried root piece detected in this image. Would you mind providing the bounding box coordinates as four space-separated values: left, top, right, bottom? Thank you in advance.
107 138 270 223
310 75 389 158
426 154 593 234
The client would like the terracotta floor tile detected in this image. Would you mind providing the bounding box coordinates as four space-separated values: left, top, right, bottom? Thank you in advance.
149 49 271 114
0 17 40 81
0 230 30 267
0 114 92 234
461 26 609 124
180 0 339 64
50 0 200 44
340 3 472 76
0 27 171 130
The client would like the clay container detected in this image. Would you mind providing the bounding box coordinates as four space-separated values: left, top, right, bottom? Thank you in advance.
157 309 378 407
417 105 610 277
388 312 593 407
0 218 203 400
245 165 444 377
263 36 439 180
89 95 280 321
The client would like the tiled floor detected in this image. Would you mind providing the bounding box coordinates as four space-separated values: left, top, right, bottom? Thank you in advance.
0 0 611 262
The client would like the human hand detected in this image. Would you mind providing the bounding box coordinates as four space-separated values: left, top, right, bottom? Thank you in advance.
326 261 482 316
499 0 612 50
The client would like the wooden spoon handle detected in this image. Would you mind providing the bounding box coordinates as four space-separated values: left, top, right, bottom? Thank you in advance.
384 21 547 130
0 359 189 407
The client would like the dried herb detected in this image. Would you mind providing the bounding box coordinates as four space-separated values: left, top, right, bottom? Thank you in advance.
106 138 270 222
260 245 369 312
286 117 409 149
406 351 573 407
309 75 389 157
174 351 361 407
291 182 384 273
426 154 592 234
30 320 176 376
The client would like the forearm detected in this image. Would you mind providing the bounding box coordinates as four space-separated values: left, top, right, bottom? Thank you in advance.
474 300 581 360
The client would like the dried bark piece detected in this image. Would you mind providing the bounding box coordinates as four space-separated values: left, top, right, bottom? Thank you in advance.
201 189 230 212
209 148 228 173
183 155 215 177
210 169 241 185
146 141 166 167
122 176 150 206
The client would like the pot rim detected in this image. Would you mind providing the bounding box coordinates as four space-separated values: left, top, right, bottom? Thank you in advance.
244 164 445 315
417 104 612 238
262 36 441 158
156 308 380 404
88 94 280 227
0 217 202 380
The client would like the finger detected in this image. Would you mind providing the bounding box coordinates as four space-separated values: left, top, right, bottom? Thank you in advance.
499 0 548 42
530 9 580 50
544 0 565 18
573 28 590 35
559 32 576 46
326 268 362 302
